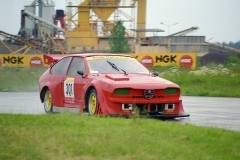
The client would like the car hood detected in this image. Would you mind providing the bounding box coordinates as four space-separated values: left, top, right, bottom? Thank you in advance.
91 73 179 89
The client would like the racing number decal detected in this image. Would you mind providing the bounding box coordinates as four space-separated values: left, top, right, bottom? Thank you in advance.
64 78 75 98
66 83 73 96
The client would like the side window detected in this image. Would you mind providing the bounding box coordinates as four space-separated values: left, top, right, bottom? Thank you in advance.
51 57 72 75
67 57 86 76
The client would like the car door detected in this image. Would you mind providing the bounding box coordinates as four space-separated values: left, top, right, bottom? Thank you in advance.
50 56 72 107
62 57 86 108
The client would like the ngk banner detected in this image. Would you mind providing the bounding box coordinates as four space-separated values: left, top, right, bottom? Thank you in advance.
0 53 196 69
0 54 47 68
130 53 196 69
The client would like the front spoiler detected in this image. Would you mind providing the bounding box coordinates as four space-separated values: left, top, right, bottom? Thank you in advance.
148 113 190 118
106 112 190 118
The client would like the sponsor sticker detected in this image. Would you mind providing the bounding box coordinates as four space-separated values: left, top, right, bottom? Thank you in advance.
86 56 133 60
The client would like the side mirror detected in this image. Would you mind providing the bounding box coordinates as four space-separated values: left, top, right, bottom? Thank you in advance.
152 71 159 77
77 70 85 78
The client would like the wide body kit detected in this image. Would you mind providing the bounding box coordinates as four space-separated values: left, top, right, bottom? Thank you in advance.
39 54 189 118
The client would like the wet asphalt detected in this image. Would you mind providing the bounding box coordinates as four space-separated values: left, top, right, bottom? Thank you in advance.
0 92 239 132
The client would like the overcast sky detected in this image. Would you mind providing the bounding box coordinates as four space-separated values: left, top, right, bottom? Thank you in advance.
0 0 239 43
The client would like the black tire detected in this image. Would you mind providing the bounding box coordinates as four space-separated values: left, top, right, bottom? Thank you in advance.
87 89 98 115
43 89 53 114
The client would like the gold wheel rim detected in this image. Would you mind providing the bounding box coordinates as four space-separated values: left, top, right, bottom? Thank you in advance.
45 91 52 111
89 93 97 114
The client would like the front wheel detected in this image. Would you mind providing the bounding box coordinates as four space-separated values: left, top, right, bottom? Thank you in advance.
88 89 98 115
43 89 53 114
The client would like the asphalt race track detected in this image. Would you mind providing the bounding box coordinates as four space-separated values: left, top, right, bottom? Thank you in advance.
0 92 240 132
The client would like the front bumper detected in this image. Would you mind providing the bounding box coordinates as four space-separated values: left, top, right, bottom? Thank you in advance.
106 112 190 118
147 112 190 118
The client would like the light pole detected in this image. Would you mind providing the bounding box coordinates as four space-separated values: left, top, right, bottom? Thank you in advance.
160 22 178 35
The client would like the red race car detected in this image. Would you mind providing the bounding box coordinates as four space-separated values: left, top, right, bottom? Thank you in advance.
39 53 189 118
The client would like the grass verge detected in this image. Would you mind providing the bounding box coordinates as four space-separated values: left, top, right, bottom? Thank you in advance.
152 63 240 97
0 62 240 97
162 71 240 97
0 67 46 92
0 114 240 160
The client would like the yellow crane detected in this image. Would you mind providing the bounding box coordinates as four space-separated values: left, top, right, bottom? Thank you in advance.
64 0 147 53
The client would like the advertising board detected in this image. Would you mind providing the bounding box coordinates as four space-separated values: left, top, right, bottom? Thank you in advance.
0 53 196 69
0 54 47 68
131 53 196 69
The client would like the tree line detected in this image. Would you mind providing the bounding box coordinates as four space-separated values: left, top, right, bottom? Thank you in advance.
217 41 240 50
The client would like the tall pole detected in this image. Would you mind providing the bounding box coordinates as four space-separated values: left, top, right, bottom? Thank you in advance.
160 22 178 35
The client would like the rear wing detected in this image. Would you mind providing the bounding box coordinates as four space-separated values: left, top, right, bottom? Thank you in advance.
43 54 66 66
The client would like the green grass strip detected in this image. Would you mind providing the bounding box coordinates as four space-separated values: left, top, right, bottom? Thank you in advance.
0 114 239 160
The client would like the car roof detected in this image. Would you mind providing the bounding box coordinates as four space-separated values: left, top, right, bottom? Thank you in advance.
43 53 134 66
67 53 133 58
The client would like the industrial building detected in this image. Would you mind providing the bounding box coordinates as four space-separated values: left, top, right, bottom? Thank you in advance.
0 0 239 61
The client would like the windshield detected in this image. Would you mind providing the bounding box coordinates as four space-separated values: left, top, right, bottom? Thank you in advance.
86 56 149 74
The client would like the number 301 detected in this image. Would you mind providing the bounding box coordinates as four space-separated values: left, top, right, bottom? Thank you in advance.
66 83 73 96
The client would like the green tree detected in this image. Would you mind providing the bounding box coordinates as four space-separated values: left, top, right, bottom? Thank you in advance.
108 20 131 53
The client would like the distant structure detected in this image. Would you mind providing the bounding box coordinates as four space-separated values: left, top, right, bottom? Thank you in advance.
1 0 240 58
21 0 56 38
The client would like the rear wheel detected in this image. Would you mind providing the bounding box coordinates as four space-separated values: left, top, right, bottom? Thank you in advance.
44 89 53 114
88 89 98 115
